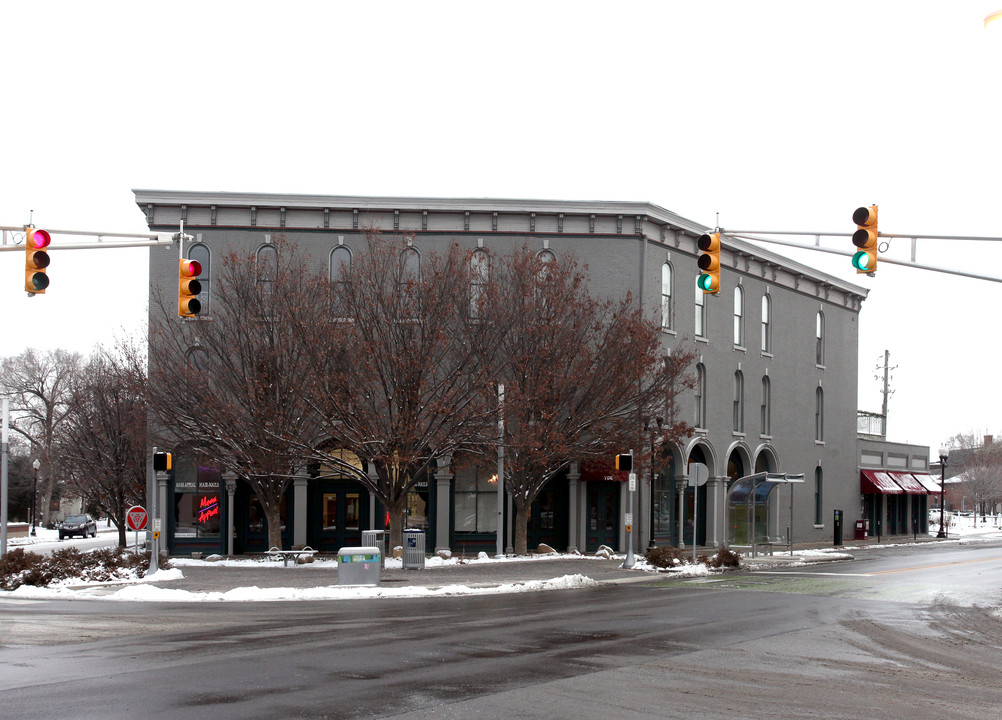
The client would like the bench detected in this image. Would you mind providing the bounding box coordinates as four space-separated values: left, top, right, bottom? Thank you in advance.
266 546 318 567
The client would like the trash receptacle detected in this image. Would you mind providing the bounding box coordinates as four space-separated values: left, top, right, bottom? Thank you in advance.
402 529 425 570
361 530 386 568
854 519 869 540
337 546 381 586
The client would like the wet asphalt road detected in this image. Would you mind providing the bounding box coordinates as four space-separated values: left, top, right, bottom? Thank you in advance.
1 540 1000 719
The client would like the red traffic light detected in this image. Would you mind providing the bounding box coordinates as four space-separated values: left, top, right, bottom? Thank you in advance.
28 228 51 250
25 227 51 294
178 258 203 317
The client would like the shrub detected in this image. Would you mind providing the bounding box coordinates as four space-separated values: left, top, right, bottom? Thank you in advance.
697 547 742 569
0 547 172 591
644 545 688 569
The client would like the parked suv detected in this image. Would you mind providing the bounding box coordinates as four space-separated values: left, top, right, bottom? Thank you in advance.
58 514 97 539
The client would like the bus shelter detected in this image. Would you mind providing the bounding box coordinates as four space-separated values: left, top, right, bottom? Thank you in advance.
726 472 805 557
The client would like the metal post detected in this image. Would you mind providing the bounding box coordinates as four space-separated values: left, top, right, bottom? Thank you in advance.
496 383 504 558
147 448 158 575
224 471 237 556
1 398 9 556
31 459 39 535
624 449 635 569
937 449 948 538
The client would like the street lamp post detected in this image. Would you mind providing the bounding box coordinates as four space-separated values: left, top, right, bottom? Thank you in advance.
31 458 40 536
937 447 948 539
646 416 663 551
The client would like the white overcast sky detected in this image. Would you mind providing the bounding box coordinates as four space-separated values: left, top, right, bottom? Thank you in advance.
3 1 1002 459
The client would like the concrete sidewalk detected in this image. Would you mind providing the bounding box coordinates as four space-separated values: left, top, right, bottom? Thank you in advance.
143 544 863 595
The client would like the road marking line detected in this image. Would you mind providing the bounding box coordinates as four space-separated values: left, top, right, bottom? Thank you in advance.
865 556 1002 576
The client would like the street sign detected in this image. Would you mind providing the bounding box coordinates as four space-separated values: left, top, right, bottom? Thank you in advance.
689 462 709 487
628 473 637 492
153 517 162 532
126 505 148 531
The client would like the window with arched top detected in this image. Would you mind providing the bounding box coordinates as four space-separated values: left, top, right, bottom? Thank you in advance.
661 262 673 331
815 466 824 525
733 285 744 346
733 370 744 433
815 386 825 442
188 243 210 314
816 311 825 366
330 246 352 319
694 278 706 338
761 375 771 436
256 244 277 307
694 363 706 428
399 246 421 319
470 249 490 320
761 294 772 353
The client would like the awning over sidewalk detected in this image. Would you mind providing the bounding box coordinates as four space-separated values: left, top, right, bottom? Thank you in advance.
860 469 904 494
889 472 928 494
911 473 942 493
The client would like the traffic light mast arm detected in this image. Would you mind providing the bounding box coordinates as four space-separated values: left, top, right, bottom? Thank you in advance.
724 231 1002 284
1 226 177 251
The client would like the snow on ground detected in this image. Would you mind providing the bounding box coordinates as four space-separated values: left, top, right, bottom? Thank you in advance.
4 515 1000 603
5 572 599 602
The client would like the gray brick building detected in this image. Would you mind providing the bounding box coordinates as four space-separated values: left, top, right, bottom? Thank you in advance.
136 190 869 556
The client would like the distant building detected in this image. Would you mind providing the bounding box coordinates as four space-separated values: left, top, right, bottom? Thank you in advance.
137 190 877 555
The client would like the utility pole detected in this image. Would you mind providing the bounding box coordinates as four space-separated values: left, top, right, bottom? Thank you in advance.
876 350 896 436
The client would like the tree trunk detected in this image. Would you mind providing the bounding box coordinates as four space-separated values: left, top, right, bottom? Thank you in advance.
265 502 284 549
513 498 530 555
386 497 405 551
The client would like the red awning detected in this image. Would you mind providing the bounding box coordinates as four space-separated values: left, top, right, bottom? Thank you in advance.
860 469 904 494
911 473 942 493
889 472 928 494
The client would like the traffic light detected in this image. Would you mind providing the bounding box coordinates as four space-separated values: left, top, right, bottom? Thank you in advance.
178 258 203 317
615 453 633 472
153 451 172 472
851 205 879 274
697 232 721 294
24 227 51 294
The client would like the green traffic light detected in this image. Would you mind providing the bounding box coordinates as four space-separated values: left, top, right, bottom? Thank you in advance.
697 273 713 291
852 251 873 271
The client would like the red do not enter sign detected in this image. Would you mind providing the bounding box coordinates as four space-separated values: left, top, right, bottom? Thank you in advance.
126 506 148 531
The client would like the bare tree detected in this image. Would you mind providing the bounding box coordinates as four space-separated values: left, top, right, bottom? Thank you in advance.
144 241 327 549
297 231 497 548
475 248 696 554
948 432 1002 521
57 348 147 546
0 349 82 524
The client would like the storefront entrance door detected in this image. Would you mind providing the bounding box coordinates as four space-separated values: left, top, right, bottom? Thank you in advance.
310 484 366 551
585 482 620 551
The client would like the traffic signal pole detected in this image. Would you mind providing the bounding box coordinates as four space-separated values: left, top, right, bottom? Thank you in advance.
723 230 1002 284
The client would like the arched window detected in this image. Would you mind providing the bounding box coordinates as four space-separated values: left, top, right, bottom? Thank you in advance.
733 285 744 346
330 246 352 319
256 244 277 307
399 247 421 319
188 243 210 314
470 249 489 320
733 370 744 433
661 262 673 331
761 294 772 353
760 375 771 436
816 311 825 366
694 278 706 338
815 386 824 442
694 363 706 428
814 466 824 525
186 346 209 393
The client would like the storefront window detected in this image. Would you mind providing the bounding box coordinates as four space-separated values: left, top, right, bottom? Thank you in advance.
454 465 497 533
173 459 222 538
